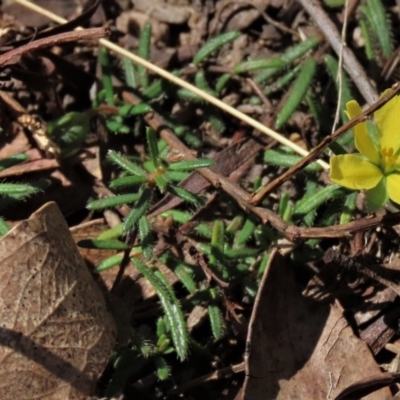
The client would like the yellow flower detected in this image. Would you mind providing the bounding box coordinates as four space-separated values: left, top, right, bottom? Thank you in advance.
330 91 400 211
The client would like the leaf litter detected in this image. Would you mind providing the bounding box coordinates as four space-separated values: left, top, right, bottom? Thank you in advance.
1 0 400 399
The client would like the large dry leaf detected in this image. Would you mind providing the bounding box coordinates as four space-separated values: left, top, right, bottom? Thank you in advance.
0 202 117 399
242 250 392 400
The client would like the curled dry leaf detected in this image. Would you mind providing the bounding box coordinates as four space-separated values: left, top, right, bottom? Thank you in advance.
242 249 392 400
0 202 116 399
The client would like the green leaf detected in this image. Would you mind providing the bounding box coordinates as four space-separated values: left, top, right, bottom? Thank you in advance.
87 193 140 210
0 183 41 199
193 31 241 65
122 56 137 89
293 184 350 217
0 154 29 172
367 178 388 213
211 220 225 265
234 57 285 74
132 258 189 360
254 36 321 84
99 47 115 106
96 255 124 272
123 188 152 232
136 23 152 87
139 216 153 260
166 184 203 206
119 103 152 117
110 175 148 189
275 58 317 129
0 217 9 236
168 159 214 171
155 356 170 380
146 127 160 167
108 151 147 176
77 239 129 250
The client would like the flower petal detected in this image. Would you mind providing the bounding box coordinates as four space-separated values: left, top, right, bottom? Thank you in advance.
387 173 400 204
345 100 380 164
330 154 382 189
374 93 400 154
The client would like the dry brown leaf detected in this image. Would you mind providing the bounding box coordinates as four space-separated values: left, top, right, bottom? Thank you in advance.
0 202 116 399
242 249 392 400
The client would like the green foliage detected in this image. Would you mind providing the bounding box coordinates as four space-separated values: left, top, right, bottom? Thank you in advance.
293 184 351 218
99 47 115 106
136 23 152 87
359 0 393 58
275 58 317 129
264 148 322 172
254 36 321 84
234 57 285 74
0 154 43 235
69 17 377 397
47 112 91 157
132 257 189 360
193 31 241 65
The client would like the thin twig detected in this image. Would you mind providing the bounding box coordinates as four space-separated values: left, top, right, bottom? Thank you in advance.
332 0 349 133
297 0 378 104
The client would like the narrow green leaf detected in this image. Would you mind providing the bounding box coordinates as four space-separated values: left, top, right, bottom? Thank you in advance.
234 57 285 74
215 73 231 94
119 103 152 117
155 356 170 380
110 175 148 189
0 217 9 236
194 71 216 96
0 154 29 172
264 149 321 172
154 174 168 191
132 258 189 360
146 127 160 167
159 253 197 294
123 188 152 232
293 184 350 216
263 63 302 95
122 56 137 89
254 36 321 84
139 215 153 260
0 183 40 198
226 216 243 235
364 0 393 58
166 184 203 206
108 150 147 176
161 209 192 224
168 159 214 171
136 23 152 87
47 112 90 158
87 193 140 210
224 247 258 259
193 31 241 65
99 47 115 106
275 58 317 129
235 217 256 246
96 255 124 272
77 239 129 250
340 192 357 224
211 220 225 265
142 79 165 99
358 18 374 60
154 268 189 359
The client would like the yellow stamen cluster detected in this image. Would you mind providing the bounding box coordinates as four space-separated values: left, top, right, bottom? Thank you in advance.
381 146 398 174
